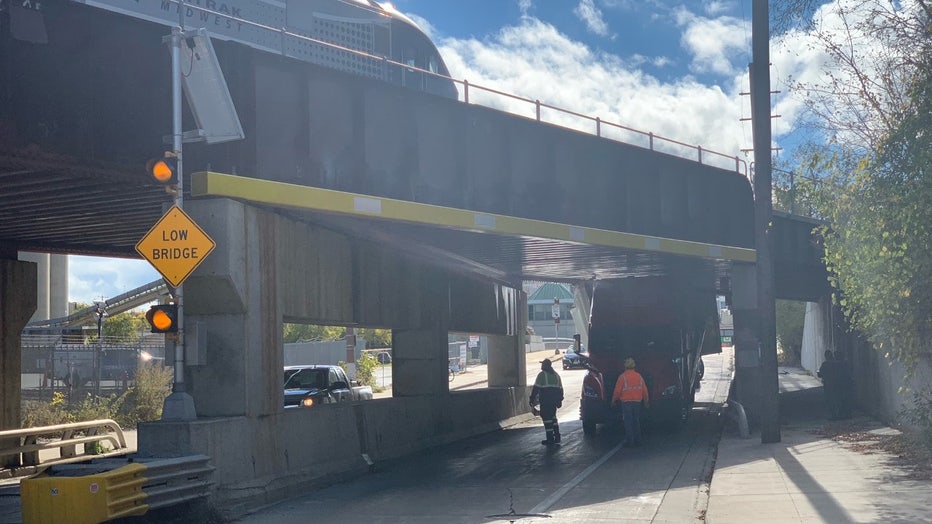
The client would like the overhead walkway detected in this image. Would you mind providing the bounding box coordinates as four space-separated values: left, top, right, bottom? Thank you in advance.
24 280 169 330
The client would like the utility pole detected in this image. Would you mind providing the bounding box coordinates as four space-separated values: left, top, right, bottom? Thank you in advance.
751 0 780 443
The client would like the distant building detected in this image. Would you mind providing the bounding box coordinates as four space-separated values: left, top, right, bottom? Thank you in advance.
525 282 575 340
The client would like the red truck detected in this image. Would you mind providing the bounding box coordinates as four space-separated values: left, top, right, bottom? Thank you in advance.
579 276 721 435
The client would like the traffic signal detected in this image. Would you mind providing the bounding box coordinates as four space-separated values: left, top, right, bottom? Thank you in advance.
146 152 179 186
146 304 178 333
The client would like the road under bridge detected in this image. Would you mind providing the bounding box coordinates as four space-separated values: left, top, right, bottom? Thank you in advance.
0 1 830 518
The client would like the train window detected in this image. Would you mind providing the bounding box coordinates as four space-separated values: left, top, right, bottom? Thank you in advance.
428 56 438 74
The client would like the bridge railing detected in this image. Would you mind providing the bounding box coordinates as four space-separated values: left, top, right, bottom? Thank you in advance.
457 79 748 176
160 1 749 179
0 419 131 479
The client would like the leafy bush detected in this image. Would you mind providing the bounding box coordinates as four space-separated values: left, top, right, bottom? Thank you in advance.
21 362 173 431
338 354 378 388
71 391 128 423
900 386 932 454
776 300 806 366
125 362 173 426
21 391 73 428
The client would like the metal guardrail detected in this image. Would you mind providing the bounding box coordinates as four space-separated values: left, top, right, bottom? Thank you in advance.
20 455 214 523
138 455 215 511
0 419 131 480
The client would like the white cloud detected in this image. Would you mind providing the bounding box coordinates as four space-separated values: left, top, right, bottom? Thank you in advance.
574 0 611 37
518 0 533 18
704 0 734 16
674 8 750 76
438 16 753 166
69 255 160 305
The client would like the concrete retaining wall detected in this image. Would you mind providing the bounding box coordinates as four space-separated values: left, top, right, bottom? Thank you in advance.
139 386 532 520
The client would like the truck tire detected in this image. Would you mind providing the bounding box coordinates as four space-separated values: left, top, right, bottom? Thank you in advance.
582 419 596 435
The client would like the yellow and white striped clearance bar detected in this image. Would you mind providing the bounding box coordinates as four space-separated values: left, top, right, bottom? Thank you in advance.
191 171 756 263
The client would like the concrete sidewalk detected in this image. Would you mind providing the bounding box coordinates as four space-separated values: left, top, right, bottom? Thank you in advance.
707 367 932 523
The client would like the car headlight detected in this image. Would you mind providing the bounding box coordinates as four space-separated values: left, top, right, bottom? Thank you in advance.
583 385 600 398
301 397 315 407
662 385 678 397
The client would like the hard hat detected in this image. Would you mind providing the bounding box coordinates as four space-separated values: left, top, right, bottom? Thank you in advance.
624 357 636 369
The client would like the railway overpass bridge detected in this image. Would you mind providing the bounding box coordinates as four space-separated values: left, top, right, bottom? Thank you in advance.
0 2 829 516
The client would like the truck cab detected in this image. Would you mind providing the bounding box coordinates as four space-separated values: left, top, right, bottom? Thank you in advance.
579 276 720 435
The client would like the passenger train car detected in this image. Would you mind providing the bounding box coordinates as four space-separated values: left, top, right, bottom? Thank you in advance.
70 0 458 99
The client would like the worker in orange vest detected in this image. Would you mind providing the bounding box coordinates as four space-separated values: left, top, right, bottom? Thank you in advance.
611 357 650 447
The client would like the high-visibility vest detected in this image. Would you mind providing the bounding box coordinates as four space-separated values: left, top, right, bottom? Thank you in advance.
612 370 649 403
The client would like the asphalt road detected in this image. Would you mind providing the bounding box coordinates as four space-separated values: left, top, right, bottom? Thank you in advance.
232 350 732 523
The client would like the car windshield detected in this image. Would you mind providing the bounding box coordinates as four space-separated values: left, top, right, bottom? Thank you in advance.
284 368 326 389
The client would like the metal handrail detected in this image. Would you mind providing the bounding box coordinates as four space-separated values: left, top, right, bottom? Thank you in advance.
162 1 748 177
0 419 131 479
457 78 747 175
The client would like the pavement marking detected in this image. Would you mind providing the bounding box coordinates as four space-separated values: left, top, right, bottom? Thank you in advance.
529 442 625 515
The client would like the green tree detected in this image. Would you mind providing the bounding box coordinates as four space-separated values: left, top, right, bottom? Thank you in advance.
356 328 391 348
353 352 378 387
776 300 807 365
282 323 344 343
819 59 932 370
102 311 145 343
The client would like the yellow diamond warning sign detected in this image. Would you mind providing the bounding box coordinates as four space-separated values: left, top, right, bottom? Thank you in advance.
136 205 216 288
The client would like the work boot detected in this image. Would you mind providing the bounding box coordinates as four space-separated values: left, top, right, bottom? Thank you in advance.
541 439 553 446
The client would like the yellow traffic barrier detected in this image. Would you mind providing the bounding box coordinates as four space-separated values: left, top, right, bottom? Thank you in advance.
21 463 149 524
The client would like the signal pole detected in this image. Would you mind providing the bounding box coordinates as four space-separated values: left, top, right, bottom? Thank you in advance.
161 2 197 421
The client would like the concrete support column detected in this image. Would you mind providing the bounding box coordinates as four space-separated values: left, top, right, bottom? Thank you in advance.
488 290 527 388
19 252 48 323
1 258 38 467
800 297 834 373
49 254 69 319
731 263 762 429
487 335 521 387
392 326 448 396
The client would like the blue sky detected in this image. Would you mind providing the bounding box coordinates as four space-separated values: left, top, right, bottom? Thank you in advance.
66 0 860 305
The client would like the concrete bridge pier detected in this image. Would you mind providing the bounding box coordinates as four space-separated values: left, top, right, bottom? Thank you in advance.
487 291 528 388
393 325 450 397
1 256 37 466
136 198 529 516
730 263 763 428
800 296 835 373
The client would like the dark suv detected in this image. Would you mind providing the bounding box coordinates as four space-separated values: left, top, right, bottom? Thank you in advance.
562 346 589 370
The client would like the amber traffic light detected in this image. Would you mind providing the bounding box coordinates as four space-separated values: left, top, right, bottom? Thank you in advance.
146 153 178 185
146 304 178 333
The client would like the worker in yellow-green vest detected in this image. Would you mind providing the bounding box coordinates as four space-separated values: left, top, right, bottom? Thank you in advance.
530 358 564 446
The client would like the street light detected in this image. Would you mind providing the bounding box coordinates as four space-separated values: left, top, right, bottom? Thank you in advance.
93 300 108 398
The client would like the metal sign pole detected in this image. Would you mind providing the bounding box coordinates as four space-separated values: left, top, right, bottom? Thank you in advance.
161 3 197 420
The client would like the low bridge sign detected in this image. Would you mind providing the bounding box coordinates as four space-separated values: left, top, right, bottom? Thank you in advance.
136 205 215 287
